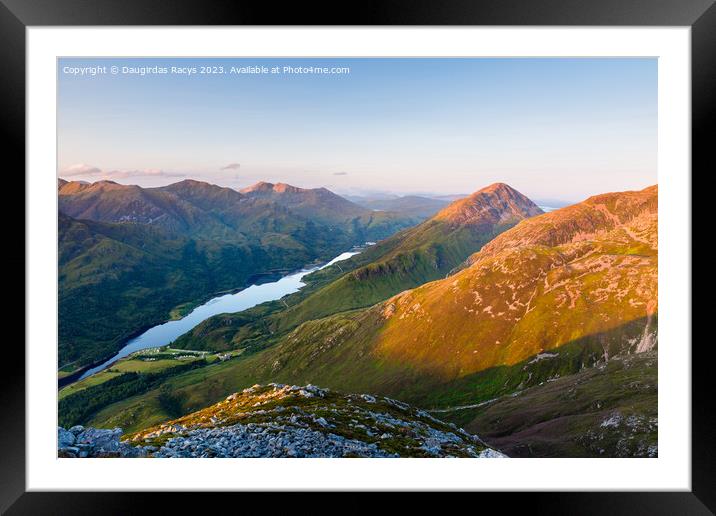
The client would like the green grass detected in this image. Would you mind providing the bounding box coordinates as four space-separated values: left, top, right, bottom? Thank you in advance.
59 351 205 400
58 361 208 428
112 358 198 374
58 371 123 400
87 388 175 432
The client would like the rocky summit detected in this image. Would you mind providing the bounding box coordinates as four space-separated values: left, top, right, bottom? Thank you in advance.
58 384 506 458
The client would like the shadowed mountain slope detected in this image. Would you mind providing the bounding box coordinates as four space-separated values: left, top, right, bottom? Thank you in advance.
457 350 657 458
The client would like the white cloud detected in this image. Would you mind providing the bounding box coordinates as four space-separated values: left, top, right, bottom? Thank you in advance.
60 163 102 177
220 163 241 171
59 164 185 180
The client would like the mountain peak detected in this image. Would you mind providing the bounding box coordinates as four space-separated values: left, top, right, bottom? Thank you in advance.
469 182 530 200
239 181 275 193
161 178 238 194
171 178 211 187
273 182 304 194
57 179 92 195
80 179 128 192
240 181 307 194
434 183 543 226
479 182 512 193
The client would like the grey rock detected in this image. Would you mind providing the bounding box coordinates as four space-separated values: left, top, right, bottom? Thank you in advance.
118 444 148 458
76 427 123 453
58 427 75 448
478 448 508 458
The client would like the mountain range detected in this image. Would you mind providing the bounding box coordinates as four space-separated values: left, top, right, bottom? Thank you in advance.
59 178 412 242
58 180 658 457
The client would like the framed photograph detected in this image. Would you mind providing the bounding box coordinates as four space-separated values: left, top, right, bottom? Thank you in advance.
4 0 710 512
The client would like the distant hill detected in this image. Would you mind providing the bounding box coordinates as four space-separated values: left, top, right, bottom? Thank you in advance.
352 195 450 220
59 178 415 242
59 179 208 229
430 193 470 202
239 181 413 240
239 181 367 222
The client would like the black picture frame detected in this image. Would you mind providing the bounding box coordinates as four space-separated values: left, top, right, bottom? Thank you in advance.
2 0 709 513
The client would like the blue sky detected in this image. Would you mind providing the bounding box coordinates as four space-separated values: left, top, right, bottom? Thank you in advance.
58 57 657 202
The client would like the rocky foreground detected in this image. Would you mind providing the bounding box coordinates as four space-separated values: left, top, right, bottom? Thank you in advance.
59 384 506 458
58 426 148 458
